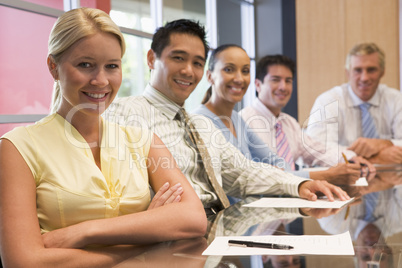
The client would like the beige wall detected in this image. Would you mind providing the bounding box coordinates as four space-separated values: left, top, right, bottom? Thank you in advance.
296 0 399 125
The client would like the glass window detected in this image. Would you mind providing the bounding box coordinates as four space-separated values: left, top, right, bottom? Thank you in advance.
0 6 56 135
185 71 209 112
110 0 154 33
162 0 206 26
118 34 152 97
21 0 64 10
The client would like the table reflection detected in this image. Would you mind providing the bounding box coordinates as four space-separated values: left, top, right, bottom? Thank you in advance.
112 237 209 267
318 170 402 268
205 168 402 268
82 167 402 268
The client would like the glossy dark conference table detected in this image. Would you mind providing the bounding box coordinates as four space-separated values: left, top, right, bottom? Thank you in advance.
21 166 399 268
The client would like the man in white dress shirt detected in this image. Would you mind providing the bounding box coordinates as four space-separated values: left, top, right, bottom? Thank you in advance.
240 55 374 176
306 43 402 164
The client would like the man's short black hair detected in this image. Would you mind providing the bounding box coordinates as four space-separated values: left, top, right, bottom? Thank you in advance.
151 19 209 59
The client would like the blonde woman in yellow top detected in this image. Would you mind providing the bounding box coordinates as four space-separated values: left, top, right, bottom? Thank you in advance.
0 7 206 267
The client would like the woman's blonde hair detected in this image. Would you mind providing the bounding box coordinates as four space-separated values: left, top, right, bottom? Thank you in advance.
48 7 125 113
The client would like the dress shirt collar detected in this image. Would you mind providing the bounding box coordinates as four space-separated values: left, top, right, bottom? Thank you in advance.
347 84 381 108
251 97 287 124
143 84 183 120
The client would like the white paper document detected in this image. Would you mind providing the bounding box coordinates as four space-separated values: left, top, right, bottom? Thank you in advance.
202 232 354 256
353 177 368 186
243 197 354 209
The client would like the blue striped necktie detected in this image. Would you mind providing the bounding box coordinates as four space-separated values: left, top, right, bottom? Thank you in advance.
363 192 379 222
360 103 379 138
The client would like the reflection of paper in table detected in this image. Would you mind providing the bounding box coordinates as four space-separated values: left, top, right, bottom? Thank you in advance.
352 177 368 186
202 232 354 256
243 197 354 208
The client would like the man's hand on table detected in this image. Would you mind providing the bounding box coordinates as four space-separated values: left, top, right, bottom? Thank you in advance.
368 145 402 164
348 138 392 158
298 180 350 201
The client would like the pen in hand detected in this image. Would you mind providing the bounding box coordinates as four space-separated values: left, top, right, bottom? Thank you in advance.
343 153 368 167
343 153 369 177
228 239 294 250
342 153 349 164
348 160 368 167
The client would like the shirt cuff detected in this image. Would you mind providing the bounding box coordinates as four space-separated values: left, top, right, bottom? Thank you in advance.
390 139 402 147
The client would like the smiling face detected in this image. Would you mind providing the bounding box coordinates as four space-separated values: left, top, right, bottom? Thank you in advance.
147 33 206 106
49 32 122 118
263 255 301 268
207 47 250 105
356 223 392 268
346 52 384 102
256 64 293 117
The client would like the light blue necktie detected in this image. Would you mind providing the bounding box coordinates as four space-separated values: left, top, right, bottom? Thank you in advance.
360 103 379 138
363 192 379 222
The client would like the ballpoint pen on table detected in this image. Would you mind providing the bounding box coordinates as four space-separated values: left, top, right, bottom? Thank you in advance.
228 240 294 250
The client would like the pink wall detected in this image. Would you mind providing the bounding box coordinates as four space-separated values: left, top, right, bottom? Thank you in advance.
0 6 56 135
22 0 64 9
0 1 112 136
81 0 111 13
0 6 55 115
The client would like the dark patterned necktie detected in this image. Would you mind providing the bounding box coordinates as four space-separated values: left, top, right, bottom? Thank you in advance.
179 108 230 209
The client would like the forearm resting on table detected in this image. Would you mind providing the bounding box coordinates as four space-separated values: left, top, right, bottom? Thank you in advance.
1 244 148 268
310 163 361 185
368 145 402 164
309 170 333 181
43 201 207 249
308 167 358 183
348 138 393 158
87 203 207 245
